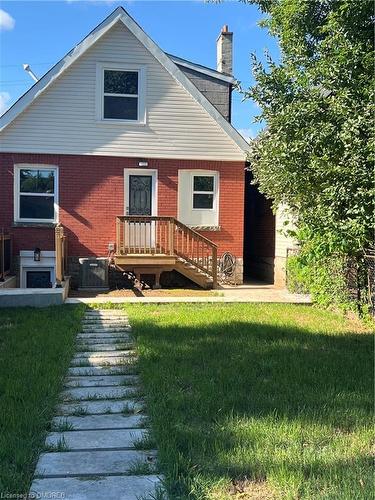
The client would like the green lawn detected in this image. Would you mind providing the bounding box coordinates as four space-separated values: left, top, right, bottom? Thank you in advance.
118 303 373 500
0 305 85 493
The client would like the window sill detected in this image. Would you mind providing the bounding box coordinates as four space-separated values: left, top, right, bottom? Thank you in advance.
12 222 56 229
95 119 146 126
189 225 221 232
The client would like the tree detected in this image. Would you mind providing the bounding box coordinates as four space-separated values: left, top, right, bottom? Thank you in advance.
244 0 374 256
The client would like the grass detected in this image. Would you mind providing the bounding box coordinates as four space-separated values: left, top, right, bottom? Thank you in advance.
0 305 85 493
101 303 374 500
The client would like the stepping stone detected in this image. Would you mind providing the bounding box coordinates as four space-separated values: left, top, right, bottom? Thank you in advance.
75 343 134 352
52 414 146 431
76 335 133 346
57 398 143 415
61 385 139 401
82 320 130 324
30 475 162 500
70 355 136 367
81 327 132 333
35 449 157 477
68 366 137 376
76 332 132 340
45 428 147 450
74 350 135 359
64 375 139 388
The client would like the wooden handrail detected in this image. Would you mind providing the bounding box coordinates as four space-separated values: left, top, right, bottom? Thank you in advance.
0 230 11 281
116 216 218 288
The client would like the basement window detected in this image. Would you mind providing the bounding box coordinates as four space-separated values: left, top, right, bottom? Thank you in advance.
14 165 58 223
96 63 146 124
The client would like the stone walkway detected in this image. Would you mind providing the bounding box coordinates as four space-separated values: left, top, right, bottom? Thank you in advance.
30 309 163 499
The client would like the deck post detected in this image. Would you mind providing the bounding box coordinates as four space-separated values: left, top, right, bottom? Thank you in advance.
212 246 218 289
55 225 63 286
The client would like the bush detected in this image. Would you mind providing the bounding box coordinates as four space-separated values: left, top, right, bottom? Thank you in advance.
287 252 354 310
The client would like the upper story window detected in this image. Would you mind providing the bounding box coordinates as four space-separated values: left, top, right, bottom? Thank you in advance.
96 63 146 124
14 165 58 223
193 175 215 209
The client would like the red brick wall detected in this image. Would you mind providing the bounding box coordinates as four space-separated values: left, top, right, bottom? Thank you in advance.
0 153 245 258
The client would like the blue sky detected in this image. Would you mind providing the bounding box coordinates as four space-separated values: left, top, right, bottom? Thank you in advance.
0 1 279 139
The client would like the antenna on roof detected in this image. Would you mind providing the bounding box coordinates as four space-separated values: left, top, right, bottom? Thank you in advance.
23 64 39 82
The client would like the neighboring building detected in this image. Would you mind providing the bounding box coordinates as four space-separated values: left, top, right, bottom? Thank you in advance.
0 7 291 290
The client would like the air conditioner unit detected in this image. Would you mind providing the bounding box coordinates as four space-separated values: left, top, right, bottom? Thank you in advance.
78 258 109 290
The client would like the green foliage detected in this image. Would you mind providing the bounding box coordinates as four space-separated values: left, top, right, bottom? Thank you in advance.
287 250 352 310
243 0 374 256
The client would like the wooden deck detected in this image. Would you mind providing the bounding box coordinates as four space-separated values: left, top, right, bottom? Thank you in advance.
114 216 218 289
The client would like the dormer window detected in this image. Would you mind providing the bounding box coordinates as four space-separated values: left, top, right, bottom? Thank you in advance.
96 63 146 124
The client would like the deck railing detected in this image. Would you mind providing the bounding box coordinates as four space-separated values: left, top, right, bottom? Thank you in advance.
55 224 67 285
116 216 218 287
0 230 11 282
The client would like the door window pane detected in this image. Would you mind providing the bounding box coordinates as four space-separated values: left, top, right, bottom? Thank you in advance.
193 176 214 192
20 195 54 219
129 175 152 215
104 96 138 120
104 70 138 95
193 193 214 209
20 169 54 193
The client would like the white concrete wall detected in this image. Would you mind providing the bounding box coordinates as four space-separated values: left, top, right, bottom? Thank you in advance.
274 205 298 287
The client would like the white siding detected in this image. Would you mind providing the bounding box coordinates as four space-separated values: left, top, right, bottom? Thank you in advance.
0 22 245 161
275 205 297 258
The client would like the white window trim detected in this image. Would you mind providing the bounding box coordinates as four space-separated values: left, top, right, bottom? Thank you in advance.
191 173 218 212
14 164 59 223
96 62 146 125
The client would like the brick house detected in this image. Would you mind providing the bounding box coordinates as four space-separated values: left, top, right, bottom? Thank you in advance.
0 7 289 290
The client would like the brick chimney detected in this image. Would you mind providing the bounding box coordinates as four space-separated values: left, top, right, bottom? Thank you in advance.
216 25 233 75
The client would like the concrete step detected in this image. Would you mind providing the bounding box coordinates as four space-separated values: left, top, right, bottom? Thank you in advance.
31 474 162 500
45 428 147 451
56 399 143 416
82 318 130 323
81 327 132 333
77 331 132 339
35 449 157 477
75 343 135 352
74 350 136 359
52 414 146 431
68 366 137 377
64 375 138 388
61 386 139 402
70 355 137 367
85 309 128 318
76 336 133 344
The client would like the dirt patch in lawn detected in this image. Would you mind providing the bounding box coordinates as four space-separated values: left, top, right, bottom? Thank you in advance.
209 479 276 499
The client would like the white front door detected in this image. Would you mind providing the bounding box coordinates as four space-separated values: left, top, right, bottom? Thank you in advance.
124 169 157 249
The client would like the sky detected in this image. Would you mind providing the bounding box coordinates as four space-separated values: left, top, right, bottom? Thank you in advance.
0 0 280 139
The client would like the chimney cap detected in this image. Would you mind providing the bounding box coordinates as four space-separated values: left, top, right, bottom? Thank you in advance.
222 25 229 33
